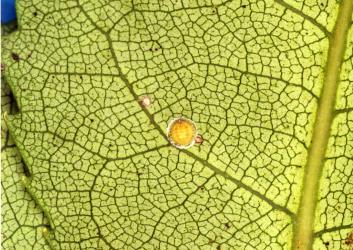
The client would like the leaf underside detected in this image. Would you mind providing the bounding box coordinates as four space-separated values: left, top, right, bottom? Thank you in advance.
2 23 50 248
1 0 352 249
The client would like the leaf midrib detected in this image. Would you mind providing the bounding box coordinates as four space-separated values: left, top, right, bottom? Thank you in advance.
293 0 353 249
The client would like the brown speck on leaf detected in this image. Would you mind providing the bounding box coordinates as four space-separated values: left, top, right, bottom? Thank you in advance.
345 232 353 247
216 245 221 250
195 134 203 145
1 63 5 72
33 12 38 16
224 222 230 230
11 53 20 62
208 239 215 245
295 240 302 249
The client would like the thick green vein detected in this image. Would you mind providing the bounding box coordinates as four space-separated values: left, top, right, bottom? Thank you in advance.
293 0 353 249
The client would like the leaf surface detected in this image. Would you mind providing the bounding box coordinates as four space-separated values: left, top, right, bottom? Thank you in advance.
2 0 352 249
2 37 50 249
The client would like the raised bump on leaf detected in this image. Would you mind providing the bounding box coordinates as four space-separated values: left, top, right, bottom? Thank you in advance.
167 117 197 149
139 95 152 108
194 134 203 145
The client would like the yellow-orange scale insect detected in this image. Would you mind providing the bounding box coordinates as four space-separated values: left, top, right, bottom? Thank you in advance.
167 117 197 149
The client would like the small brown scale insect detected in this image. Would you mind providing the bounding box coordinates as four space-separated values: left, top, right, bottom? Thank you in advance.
194 134 203 144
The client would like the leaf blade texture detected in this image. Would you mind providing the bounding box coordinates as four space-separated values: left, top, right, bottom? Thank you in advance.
2 40 50 250
1 0 352 249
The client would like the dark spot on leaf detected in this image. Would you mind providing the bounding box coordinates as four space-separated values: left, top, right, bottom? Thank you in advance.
33 12 38 17
217 245 221 250
224 222 230 229
324 242 329 246
21 160 31 177
208 239 215 245
11 53 20 62
345 232 353 246
242 5 247 8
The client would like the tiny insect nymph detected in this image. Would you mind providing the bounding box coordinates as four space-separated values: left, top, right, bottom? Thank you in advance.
139 96 152 107
194 134 203 144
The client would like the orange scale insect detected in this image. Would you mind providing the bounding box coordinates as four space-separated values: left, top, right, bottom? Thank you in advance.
167 117 197 149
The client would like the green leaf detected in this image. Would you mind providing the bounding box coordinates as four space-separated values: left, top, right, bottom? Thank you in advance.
312 16 353 250
1 63 50 249
2 0 352 249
